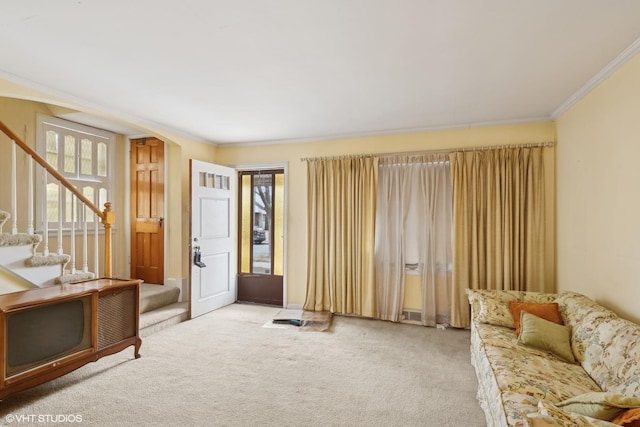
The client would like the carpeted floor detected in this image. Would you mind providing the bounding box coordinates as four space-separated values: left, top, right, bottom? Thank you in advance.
0 304 485 427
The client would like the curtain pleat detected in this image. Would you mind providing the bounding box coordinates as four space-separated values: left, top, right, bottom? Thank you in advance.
449 147 548 328
304 157 378 317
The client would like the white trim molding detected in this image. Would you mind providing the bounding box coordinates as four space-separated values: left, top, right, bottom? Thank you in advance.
552 36 640 119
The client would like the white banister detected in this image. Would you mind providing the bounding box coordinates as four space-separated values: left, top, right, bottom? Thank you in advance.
70 195 76 274
27 156 34 235
82 206 88 273
43 170 49 256
57 187 63 255
94 213 99 276
11 141 17 235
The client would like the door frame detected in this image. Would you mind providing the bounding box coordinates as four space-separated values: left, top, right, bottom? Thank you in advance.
233 161 288 308
124 136 168 283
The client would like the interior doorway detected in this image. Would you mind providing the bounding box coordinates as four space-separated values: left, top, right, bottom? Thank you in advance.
130 137 164 284
237 169 285 306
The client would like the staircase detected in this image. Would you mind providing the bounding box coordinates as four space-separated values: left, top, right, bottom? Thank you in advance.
0 212 188 336
0 120 188 337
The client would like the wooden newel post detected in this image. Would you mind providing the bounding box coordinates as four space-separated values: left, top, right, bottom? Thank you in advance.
102 202 115 277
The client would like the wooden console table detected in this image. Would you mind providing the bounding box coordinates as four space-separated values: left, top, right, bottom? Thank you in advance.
0 278 142 400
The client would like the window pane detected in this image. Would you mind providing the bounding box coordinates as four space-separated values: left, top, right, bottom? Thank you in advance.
46 131 58 167
65 189 74 223
83 186 94 222
240 174 252 273
252 174 272 274
64 135 76 173
46 183 59 222
97 142 107 177
81 138 92 175
99 188 107 210
273 173 285 276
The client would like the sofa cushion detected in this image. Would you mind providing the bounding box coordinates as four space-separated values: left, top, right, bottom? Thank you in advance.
555 291 617 331
468 289 520 327
523 400 621 426
468 289 558 329
517 311 575 364
555 392 640 421
509 301 563 337
476 322 600 401
612 408 640 427
576 315 640 397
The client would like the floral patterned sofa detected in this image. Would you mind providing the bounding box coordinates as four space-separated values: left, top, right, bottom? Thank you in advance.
468 290 640 426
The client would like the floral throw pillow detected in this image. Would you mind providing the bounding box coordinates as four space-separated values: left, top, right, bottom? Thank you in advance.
468 289 519 328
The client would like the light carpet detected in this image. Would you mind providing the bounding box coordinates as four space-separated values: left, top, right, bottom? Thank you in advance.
0 304 484 427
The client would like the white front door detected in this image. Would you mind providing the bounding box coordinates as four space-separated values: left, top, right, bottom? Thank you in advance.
190 160 236 318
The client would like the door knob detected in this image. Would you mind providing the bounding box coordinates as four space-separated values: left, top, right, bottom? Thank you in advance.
158 217 164 226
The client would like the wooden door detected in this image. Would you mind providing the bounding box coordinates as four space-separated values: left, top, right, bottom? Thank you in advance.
190 159 236 318
130 138 164 284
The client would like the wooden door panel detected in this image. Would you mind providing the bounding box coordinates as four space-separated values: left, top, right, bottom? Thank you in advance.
130 138 164 284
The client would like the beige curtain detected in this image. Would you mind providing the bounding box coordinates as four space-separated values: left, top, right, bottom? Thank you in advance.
304 157 378 317
449 147 548 328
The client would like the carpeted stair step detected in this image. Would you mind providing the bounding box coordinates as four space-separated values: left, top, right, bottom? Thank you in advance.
139 284 186 337
140 302 189 337
140 283 181 314
56 271 96 284
25 253 71 267
0 232 41 247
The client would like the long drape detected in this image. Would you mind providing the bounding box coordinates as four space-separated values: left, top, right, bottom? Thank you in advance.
375 155 452 325
417 158 452 326
304 157 378 317
449 147 547 328
374 161 412 322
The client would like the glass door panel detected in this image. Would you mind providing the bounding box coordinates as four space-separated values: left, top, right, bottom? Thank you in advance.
237 169 284 306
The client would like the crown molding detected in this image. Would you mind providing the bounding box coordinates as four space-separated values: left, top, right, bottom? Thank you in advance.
552 36 640 119
0 69 211 144
215 116 553 148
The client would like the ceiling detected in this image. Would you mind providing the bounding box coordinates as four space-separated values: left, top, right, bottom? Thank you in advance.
1 0 640 145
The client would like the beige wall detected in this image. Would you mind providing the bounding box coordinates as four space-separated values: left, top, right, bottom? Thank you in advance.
216 122 557 307
556 52 640 324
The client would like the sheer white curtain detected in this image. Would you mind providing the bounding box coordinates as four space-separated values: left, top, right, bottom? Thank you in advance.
375 154 452 325
375 162 412 321
418 158 452 326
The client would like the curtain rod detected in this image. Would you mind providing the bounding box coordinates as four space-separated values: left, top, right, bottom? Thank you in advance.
300 141 555 162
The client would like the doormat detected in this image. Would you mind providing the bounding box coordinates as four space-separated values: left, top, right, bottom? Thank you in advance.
264 309 333 332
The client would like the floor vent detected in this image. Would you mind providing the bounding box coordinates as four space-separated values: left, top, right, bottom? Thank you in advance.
402 310 422 323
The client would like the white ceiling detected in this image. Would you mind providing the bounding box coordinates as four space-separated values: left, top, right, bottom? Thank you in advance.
1 0 640 145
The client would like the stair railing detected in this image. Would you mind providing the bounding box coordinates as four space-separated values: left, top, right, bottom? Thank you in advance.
0 120 114 277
